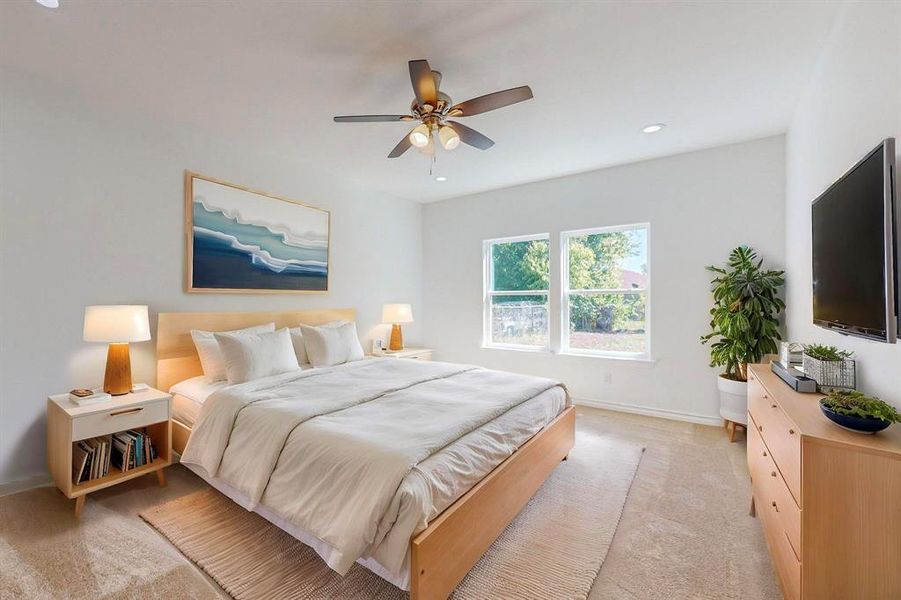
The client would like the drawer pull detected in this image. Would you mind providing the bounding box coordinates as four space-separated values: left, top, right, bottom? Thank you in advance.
772 500 778 511
109 407 144 417
771 471 777 478
758 425 763 432
763 394 768 399
762 451 767 457
788 429 795 435
771 403 777 409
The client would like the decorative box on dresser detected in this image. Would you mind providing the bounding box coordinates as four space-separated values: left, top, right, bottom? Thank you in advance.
46 388 172 517
746 363 901 600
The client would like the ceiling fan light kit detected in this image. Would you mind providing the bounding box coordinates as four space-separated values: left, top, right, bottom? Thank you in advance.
334 59 533 160
409 123 431 148
438 125 460 150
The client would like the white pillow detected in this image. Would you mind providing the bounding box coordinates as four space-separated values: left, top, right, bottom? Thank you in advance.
214 328 300 385
300 321 365 367
288 327 309 365
191 323 275 381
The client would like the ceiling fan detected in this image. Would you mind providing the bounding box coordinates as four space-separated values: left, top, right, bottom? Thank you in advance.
334 59 533 158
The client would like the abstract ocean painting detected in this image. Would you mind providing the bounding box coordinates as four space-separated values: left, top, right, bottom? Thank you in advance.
186 173 329 292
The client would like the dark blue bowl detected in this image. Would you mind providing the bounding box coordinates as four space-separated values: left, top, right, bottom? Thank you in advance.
820 401 892 434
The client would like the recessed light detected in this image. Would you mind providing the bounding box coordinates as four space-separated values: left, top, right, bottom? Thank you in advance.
36 0 59 7
435 176 447 182
642 123 666 134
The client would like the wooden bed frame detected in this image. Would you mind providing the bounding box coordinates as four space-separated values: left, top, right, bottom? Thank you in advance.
157 309 576 600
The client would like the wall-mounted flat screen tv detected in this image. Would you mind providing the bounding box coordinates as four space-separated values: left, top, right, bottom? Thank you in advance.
812 138 897 343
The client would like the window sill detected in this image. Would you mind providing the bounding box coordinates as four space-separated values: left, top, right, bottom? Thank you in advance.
558 351 656 364
479 345 655 364
480 344 552 354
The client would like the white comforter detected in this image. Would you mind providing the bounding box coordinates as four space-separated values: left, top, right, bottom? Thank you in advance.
181 358 565 576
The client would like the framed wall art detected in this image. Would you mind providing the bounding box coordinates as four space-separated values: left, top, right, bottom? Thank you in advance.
185 172 330 293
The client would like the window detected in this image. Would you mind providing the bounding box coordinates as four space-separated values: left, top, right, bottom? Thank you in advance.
562 224 649 357
483 234 550 349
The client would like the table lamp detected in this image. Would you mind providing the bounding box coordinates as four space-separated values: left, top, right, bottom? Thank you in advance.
382 303 413 351
83 305 151 395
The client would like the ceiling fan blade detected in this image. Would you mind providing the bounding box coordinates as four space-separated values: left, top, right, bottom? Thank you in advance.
333 115 414 123
388 130 414 158
409 59 438 106
449 86 533 117
447 121 495 150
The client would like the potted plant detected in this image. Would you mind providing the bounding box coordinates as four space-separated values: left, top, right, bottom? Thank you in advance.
820 390 901 434
701 246 785 433
802 344 856 391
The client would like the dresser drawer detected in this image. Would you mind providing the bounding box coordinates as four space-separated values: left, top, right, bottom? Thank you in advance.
748 415 801 559
757 481 802 600
72 399 169 441
748 377 801 504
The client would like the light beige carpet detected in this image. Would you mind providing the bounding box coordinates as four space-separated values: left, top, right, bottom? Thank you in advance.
0 485 221 599
141 435 644 600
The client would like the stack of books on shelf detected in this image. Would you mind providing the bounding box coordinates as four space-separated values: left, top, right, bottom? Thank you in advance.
72 428 157 485
112 429 157 472
72 435 112 485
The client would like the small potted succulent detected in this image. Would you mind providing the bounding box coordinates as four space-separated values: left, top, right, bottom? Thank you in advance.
802 344 856 391
820 390 901 434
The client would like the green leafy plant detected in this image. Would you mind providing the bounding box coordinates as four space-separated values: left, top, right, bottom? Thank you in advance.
803 344 853 361
821 390 901 423
700 246 785 381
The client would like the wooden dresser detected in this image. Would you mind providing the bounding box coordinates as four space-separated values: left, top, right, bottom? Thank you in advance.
746 364 901 600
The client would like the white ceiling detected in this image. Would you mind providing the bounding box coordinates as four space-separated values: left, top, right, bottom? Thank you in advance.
0 1 841 202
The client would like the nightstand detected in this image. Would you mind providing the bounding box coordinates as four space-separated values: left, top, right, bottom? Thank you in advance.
46 387 172 517
380 347 433 361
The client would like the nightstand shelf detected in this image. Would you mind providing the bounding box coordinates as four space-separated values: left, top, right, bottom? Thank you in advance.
47 388 172 517
70 456 168 496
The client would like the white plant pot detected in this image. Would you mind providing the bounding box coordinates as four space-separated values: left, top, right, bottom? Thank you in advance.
717 375 748 425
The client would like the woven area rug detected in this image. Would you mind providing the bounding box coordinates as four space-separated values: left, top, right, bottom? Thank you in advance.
141 431 643 600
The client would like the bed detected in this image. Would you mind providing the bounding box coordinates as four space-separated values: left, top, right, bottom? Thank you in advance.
157 309 575 600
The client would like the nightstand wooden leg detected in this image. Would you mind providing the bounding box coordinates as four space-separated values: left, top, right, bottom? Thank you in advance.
74 495 86 518
155 469 167 487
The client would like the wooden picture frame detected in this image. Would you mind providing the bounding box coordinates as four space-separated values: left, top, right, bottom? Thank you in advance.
185 171 330 294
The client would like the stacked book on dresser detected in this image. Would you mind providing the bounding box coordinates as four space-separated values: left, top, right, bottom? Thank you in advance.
72 429 157 485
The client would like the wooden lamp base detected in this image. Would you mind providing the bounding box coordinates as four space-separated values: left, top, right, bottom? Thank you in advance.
104 342 133 396
389 323 404 351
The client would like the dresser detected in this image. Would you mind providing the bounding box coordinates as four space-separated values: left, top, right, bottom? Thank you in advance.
746 363 901 600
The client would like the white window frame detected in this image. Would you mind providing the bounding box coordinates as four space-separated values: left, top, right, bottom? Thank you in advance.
482 233 551 351
560 223 651 359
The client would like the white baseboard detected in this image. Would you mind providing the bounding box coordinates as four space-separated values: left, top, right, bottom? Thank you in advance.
0 473 52 498
573 397 723 426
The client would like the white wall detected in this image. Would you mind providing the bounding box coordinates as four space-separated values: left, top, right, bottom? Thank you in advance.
422 136 786 423
0 72 423 486
785 1 901 406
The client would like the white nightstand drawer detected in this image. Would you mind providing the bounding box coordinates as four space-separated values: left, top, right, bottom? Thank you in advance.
72 399 169 441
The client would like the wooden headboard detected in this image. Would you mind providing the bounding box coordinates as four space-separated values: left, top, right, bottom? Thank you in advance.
156 308 355 392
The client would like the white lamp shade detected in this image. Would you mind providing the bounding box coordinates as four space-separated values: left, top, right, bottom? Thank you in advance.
83 305 151 343
382 303 413 324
